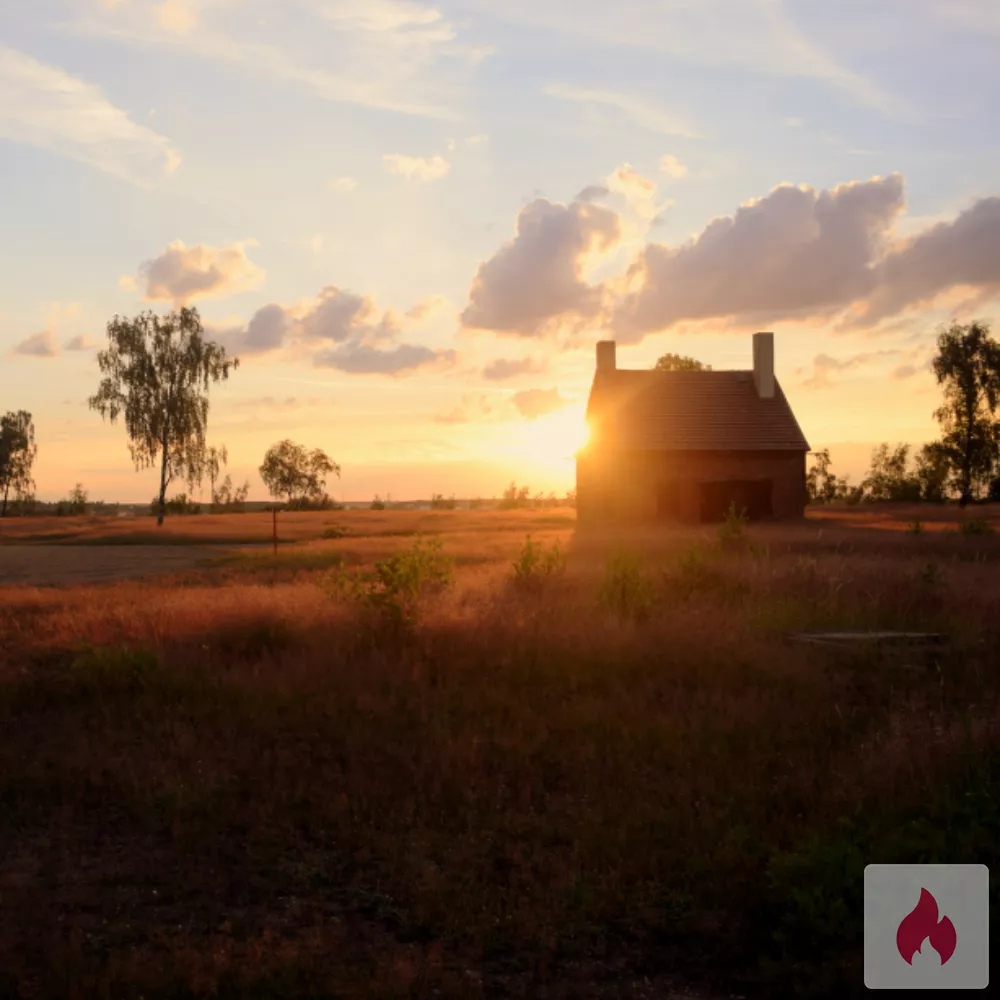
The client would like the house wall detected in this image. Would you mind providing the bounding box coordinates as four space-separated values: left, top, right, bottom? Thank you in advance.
576 449 807 522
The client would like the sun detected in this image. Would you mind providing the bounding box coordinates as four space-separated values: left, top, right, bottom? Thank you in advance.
507 405 590 468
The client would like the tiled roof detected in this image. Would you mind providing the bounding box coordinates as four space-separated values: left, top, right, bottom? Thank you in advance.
586 369 810 451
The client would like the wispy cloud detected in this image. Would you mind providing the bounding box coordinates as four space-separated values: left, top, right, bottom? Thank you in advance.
382 152 450 181
68 0 489 119
474 0 905 116
543 83 700 138
328 175 359 192
0 44 180 185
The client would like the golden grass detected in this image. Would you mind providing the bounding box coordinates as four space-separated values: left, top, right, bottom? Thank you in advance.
1 505 999 998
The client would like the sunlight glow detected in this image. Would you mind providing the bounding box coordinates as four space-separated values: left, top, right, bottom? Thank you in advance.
503 405 590 469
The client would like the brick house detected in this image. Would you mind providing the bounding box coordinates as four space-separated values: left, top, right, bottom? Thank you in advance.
576 332 810 523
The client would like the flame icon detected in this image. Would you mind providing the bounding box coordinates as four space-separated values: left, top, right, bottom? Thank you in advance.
896 888 957 966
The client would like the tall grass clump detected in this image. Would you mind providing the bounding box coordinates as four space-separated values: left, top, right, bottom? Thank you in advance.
717 501 749 548
959 517 994 536
510 534 566 591
598 548 655 622
323 534 452 635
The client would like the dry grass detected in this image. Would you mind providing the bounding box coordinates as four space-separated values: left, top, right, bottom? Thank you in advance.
1 504 999 998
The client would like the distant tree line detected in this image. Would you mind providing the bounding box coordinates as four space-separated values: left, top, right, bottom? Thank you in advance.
6 312 1000 519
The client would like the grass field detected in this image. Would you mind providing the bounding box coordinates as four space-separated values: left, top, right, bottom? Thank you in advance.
1 505 999 998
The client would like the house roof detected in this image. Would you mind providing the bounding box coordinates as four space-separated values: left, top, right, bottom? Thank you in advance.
585 369 810 452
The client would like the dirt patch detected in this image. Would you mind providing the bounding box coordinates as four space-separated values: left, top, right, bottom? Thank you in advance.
0 544 229 587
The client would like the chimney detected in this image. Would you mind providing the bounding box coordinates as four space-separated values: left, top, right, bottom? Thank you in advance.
596 340 616 373
753 332 774 399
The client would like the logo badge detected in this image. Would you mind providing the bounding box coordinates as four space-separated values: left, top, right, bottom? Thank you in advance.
865 864 989 989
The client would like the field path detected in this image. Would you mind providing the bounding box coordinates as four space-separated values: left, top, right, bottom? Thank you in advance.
0 543 234 587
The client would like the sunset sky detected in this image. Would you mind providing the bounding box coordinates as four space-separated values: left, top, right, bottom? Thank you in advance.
2 0 999 503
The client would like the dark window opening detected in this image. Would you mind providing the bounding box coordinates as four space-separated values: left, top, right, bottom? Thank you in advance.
697 478 773 522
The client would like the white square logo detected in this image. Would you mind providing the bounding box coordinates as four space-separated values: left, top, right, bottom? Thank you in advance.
864 864 989 989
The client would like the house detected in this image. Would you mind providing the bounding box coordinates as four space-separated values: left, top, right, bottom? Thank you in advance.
576 332 810 523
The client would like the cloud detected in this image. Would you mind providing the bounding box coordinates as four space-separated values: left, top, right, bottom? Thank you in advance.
465 133 489 146
382 153 450 181
230 395 302 410
798 349 900 389
296 286 400 343
12 330 59 357
611 173 907 340
850 197 1000 326
315 342 456 375
404 295 452 323
64 334 96 351
469 0 904 115
510 387 569 419
328 175 358 191
72 0 490 119
462 196 621 337
436 385 569 423
543 83 699 137
0 44 180 185
576 184 610 203
659 154 688 179
206 302 289 357
892 364 917 380
606 162 669 223
293 285 455 375
482 356 548 380
309 234 324 254
136 239 266 303
154 0 197 33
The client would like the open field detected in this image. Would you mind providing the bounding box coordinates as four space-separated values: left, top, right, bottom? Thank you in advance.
2 505 999 997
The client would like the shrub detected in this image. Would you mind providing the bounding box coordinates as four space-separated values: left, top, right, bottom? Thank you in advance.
918 561 944 588
511 535 566 590
324 535 453 634
322 524 349 539
151 493 202 516
717 501 749 547
907 519 924 535
370 495 386 511
498 482 531 510
69 644 159 695
430 493 457 510
598 549 655 622
959 517 994 536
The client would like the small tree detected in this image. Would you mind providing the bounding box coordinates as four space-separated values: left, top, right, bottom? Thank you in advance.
205 444 228 508
498 481 531 510
914 442 953 503
214 474 250 512
931 320 1000 506
371 494 386 510
654 353 711 372
0 410 37 518
259 439 340 507
88 307 239 526
860 443 921 502
67 483 89 514
805 449 851 504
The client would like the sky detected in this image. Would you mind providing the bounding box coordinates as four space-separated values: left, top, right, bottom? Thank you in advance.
1 0 999 503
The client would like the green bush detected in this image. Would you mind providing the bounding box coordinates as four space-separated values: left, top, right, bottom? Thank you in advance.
598 549 655 622
324 535 453 634
511 535 566 590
